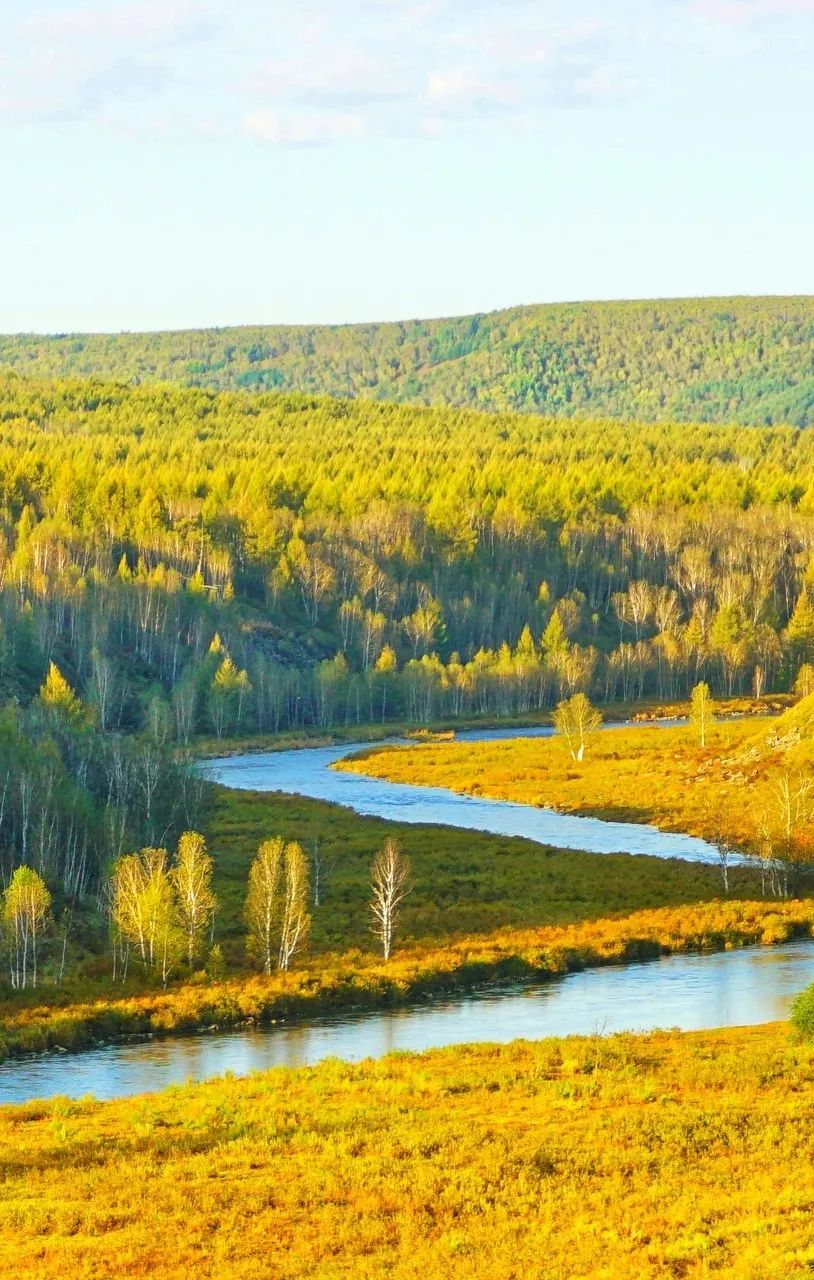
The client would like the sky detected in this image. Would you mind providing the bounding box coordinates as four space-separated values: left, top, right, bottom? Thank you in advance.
1 0 812 332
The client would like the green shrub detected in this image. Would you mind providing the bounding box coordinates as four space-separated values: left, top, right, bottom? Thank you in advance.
790 982 814 1038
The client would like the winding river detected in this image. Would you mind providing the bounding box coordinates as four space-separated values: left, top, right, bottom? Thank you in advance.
1 725 805 1108
1 942 809 1106
204 725 723 862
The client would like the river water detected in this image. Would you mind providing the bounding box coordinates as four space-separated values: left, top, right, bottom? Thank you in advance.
2 724 794 1108
1 940 808 1105
204 726 722 862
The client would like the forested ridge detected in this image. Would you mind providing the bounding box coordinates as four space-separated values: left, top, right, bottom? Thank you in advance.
3 373 814 720
4 370 814 907
2 294 813 424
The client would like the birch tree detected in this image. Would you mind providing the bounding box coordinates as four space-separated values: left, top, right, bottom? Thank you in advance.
750 771 814 896
702 795 736 894
245 837 311 972
690 681 716 748
245 838 284 974
110 847 180 977
89 647 117 730
370 838 411 961
3 866 52 989
554 692 602 762
170 831 217 969
278 842 310 971
309 838 333 908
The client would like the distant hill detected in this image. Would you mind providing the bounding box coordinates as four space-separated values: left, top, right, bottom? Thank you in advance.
2 295 813 425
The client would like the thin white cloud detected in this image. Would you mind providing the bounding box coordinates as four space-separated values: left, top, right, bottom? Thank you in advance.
694 0 814 18
1 0 810 141
252 51 409 108
24 0 210 45
244 109 366 147
425 69 517 113
1 0 218 125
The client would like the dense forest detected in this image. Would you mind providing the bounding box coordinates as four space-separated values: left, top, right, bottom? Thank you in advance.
2 371 814 900
2 295 813 424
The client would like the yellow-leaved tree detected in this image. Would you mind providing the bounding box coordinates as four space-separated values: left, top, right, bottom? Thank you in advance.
245 838 311 973
170 832 217 970
3 866 52 989
110 848 183 984
690 681 716 748
39 662 85 726
554 692 602 762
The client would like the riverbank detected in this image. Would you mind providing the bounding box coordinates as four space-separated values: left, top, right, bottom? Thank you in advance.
193 714 557 759
2 900 812 1066
0 762 763 1015
2 1019 813 1278
335 717 787 851
191 695 790 759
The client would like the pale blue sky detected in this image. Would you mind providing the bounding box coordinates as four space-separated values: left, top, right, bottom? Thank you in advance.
1 0 812 332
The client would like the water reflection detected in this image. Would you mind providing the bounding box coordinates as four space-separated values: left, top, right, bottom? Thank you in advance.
2 940 810 1107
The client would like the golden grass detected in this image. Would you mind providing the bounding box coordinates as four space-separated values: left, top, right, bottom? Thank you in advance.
336 720 780 849
2 1021 814 1278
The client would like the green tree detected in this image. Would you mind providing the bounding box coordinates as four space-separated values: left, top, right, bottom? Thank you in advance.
542 610 569 663
710 604 754 695
209 656 252 738
786 593 814 671
371 645 398 721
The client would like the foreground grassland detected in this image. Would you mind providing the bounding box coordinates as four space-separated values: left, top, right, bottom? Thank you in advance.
337 719 785 849
3 1022 814 1279
2 899 811 1062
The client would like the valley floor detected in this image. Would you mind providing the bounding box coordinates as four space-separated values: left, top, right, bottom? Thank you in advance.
2 751 771 1061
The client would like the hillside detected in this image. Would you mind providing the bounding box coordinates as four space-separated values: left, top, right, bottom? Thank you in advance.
2 295 813 425
1 374 814 751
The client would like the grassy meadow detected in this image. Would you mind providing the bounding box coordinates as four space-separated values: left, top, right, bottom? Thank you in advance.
203 781 766 958
336 717 792 850
4 1022 814 1279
